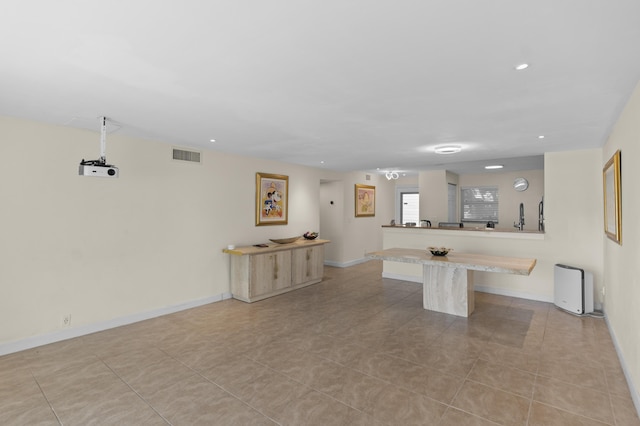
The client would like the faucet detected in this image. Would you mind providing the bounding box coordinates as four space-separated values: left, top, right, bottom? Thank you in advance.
514 202 524 231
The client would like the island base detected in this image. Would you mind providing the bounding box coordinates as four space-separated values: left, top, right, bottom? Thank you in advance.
423 265 474 317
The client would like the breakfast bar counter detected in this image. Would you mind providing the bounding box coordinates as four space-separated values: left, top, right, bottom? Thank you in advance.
366 248 536 317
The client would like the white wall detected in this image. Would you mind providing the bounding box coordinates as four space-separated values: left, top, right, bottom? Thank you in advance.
0 116 356 351
319 180 344 263
602 80 640 412
339 172 395 264
419 170 449 224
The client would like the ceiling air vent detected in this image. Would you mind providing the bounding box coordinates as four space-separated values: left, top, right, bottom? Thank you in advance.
172 148 201 163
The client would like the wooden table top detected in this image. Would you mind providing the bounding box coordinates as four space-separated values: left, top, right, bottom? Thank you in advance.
223 238 330 256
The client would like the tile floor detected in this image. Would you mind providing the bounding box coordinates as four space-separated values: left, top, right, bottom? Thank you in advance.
1 260 639 425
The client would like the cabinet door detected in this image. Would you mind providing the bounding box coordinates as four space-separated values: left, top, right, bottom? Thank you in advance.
250 251 291 297
292 245 324 285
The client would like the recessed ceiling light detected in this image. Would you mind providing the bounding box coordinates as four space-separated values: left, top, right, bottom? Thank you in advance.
515 63 529 70
538 135 545 139
320 160 324 164
485 165 504 170
209 139 216 143
434 145 461 154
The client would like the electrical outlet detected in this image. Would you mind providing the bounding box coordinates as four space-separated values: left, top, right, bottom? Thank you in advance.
62 314 71 327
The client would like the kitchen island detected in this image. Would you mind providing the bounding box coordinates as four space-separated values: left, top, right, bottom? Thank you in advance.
367 248 536 317
379 224 551 305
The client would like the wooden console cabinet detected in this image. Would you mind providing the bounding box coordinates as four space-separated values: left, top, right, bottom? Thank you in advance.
223 239 329 302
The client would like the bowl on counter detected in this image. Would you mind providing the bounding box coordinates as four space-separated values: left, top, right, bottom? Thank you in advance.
269 236 301 244
428 247 452 256
303 231 319 240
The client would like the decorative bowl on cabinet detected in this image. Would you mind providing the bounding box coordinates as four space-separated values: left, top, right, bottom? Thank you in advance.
269 236 300 244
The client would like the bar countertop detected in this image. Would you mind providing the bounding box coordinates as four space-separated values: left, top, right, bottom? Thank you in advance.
382 225 545 240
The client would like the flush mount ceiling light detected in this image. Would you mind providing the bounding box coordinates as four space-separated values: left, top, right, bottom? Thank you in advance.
515 63 529 70
485 165 504 170
434 145 461 155
385 171 399 180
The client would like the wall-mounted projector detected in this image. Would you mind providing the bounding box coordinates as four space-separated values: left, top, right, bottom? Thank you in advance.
79 116 119 178
79 160 119 177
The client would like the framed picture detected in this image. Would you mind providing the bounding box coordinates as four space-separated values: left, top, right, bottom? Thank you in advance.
355 184 375 217
603 150 622 244
256 172 288 226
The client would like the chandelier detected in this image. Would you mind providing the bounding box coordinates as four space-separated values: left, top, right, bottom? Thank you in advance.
385 171 399 180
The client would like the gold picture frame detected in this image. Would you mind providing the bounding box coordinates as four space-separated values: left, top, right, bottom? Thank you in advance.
603 150 622 244
355 184 375 217
256 172 288 226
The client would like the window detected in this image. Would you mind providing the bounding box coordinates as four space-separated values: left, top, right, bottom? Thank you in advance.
400 192 419 224
461 186 499 222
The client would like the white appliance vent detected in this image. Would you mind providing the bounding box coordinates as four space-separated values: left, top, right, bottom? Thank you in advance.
172 148 201 163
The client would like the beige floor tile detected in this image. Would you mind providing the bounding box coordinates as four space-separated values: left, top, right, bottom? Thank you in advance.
0 403 60 426
365 384 447 425
444 316 499 341
610 395 640 426
537 357 608 392
528 401 610 426
438 407 503 425
480 341 541 373
0 380 59 426
53 391 168 426
100 346 174 373
304 333 372 365
144 374 271 425
277 389 361 426
604 364 634 399
227 368 310 419
3 261 638 424
375 332 434 362
434 331 488 357
412 344 479 377
314 367 388 412
199 355 265 390
533 375 614 424
451 380 531 426
35 358 125 402
467 358 536 398
116 357 197 399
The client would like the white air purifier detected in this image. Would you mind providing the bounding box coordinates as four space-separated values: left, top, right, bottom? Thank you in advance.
554 264 594 315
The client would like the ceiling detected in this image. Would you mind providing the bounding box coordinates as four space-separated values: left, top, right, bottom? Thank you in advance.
2 1 640 177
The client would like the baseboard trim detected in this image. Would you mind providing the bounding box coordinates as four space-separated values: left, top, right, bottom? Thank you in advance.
380 272 554 303
474 285 554 303
325 257 370 268
0 292 232 356
605 315 640 418
381 272 422 283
